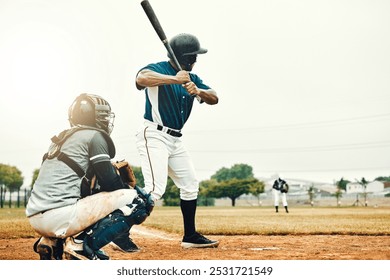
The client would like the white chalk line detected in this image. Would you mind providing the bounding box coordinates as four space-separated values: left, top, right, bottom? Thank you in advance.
249 247 281 251
131 227 283 251
132 225 177 241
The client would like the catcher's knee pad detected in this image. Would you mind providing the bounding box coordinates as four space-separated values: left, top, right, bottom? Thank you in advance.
123 196 151 225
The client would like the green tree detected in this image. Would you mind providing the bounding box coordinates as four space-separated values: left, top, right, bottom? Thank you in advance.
198 179 217 206
335 177 349 191
206 178 259 206
249 180 265 206
332 177 347 207
211 163 254 182
162 178 180 206
31 168 40 188
333 189 343 207
0 164 24 208
374 176 390 182
131 166 144 187
357 177 369 207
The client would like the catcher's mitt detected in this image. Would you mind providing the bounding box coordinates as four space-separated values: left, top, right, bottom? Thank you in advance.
281 183 289 193
112 160 137 188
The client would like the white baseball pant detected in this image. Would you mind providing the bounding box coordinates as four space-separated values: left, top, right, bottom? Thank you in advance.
135 121 199 201
273 189 288 207
28 188 137 238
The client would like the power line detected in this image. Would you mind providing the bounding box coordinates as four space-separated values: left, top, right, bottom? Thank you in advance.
185 113 390 133
253 166 390 173
189 140 390 154
194 166 390 174
109 113 390 142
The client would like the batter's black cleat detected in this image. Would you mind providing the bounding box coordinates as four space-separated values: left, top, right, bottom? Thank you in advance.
181 232 219 249
33 237 64 260
110 233 140 253
63 237 109 260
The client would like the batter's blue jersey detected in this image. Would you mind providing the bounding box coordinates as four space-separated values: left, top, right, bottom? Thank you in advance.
139 61 211 130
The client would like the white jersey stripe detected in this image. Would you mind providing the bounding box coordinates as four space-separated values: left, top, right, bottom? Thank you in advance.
90 154 110 161
148 86 163 124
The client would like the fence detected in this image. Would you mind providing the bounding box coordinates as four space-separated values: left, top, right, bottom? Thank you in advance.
0 185 31 208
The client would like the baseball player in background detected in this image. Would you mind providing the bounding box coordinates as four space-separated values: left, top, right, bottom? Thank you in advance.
26 93 153 260
135 33 219 248
272 177 289 213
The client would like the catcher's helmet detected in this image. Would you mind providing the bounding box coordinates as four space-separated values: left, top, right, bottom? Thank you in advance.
169 33 207 70
68 93 115 134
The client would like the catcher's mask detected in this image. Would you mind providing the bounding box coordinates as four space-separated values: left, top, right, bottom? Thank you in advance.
168 33 207 71
68 93 115 134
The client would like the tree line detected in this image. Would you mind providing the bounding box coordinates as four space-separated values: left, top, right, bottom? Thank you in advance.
1 162 389 208
0 163 25 208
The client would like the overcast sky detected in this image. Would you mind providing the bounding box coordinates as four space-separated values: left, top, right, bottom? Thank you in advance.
1 0 390 187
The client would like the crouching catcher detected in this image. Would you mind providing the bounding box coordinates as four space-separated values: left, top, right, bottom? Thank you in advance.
26 93 153 260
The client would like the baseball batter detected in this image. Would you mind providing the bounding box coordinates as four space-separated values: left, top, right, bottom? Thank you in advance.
272 177 290 213
135 33 219 248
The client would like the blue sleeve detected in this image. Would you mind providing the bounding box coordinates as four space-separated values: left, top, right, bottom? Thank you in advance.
140 62 169 75
190 73 211 90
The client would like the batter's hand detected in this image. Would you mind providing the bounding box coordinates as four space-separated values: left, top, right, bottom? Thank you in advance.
176 70 191 84
183 81 200 96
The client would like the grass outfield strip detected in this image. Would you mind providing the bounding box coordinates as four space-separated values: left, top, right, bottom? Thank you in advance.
143 206 390 236
1 206 390 239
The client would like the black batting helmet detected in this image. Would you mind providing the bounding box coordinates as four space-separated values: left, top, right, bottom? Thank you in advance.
168 33 207 70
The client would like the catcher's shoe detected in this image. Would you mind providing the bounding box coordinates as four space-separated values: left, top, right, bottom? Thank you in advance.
110 233 140 253
63 237 109 260
33 236 64 260
181 232 219 249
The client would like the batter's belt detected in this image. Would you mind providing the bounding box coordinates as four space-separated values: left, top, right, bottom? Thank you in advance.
156 124 182 137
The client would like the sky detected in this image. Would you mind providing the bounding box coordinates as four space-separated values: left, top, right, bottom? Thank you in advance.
1 0 390 188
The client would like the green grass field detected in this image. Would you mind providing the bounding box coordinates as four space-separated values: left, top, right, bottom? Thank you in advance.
1 206 389 239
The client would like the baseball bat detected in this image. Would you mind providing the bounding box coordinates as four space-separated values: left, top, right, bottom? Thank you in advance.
140 0 202 102
140 0 182 71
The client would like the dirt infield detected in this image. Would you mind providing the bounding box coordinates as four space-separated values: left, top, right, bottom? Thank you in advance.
1 225 389 260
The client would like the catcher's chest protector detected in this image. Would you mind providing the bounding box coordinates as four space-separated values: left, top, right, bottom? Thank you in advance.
42 126 115 197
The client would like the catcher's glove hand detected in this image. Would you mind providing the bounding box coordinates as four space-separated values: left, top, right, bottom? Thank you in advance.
135 185 155 215
112 160 137 188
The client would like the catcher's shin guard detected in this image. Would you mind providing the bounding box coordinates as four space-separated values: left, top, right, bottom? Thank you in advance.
84 211 131 256
84 197 151 257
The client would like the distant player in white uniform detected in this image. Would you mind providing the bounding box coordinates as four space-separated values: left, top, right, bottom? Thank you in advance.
135 33 219 248
272 177 289 213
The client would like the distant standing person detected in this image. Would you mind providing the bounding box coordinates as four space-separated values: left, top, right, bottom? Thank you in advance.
272 177 289 213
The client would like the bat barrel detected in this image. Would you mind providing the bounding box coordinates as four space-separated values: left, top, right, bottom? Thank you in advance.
140 0 167 42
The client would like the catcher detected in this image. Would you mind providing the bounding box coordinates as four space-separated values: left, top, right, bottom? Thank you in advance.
26 93 153 260
272 177 289 213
